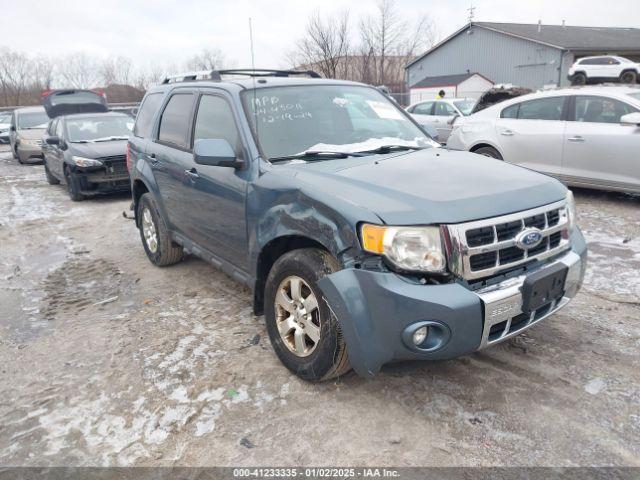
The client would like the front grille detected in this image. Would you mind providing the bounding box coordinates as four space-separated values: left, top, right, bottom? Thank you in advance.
446 200 571 280
101 155 128 175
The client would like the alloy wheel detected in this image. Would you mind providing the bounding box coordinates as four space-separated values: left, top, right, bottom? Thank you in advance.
274 276 321 357
141 207 158 253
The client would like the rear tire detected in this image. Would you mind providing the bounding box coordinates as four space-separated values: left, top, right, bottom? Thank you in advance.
44 162 60 185
137 193 183 266
571 73 587 86
474 146 503 160
620 70 637 84
264 248 351 382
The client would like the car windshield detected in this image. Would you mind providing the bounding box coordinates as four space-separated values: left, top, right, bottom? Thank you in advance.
0 113 11 123
66 116 133 143
18 112 49 129
453 100 475 116
241 85 433 160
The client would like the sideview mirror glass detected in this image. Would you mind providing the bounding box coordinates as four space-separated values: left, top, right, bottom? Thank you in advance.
193 139 242 168
45 136 60 145
620 112 640 127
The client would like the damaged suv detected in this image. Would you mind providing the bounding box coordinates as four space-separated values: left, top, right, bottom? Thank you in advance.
129 69 587 381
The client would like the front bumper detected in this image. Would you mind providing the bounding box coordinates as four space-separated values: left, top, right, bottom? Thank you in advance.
17 144 43 163
318 230 587 377
73 168 130 196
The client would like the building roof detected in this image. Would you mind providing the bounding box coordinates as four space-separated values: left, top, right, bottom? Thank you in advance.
411 73 477 89
407 22 640 69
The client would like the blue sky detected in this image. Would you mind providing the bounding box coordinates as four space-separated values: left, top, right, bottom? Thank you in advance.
3 0 640 71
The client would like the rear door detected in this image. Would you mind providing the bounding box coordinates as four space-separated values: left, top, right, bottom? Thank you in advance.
433 101 458 142
147 91 197 234
562 95 640 191
493 95 568 176
51 119 66 178
409 101 435 125
42 90 108 119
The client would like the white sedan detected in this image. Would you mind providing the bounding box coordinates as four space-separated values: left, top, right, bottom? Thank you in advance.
446 86 640 194
406 98 475 143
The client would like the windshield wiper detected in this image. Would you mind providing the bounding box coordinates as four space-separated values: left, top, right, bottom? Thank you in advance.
355 145 426 155
269 150 366 163
93 136 129 142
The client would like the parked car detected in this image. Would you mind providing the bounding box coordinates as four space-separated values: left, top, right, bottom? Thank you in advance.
9 107 49 163
406 98 475 143
129 69 586 381
41 89 132 201
447 86 640 194
568 56 640 86
0 111 11 144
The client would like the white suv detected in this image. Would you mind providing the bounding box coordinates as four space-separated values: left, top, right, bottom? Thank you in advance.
568 56 639 86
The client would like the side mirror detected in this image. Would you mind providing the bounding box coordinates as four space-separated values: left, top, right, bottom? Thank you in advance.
193 139 243 168
45 136 60 145
620 112 640 127
10 125 16 132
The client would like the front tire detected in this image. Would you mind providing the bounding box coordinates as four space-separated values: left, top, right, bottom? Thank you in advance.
620 71 637 84
264 248 351 382
64 167 84 201
137 193 183 266
44 162 60 185
474 146 503 160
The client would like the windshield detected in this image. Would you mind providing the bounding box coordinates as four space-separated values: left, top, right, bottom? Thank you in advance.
66 116 133 143
241 85 433 160
453 100 475 116
18 112 49 129
628 92 640 101
0 113 11 124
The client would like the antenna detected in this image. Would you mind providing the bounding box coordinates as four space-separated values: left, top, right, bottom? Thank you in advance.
467 4 475 23
249 17 259 150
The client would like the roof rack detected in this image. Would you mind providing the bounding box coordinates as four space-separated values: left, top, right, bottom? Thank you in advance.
161 69 321 84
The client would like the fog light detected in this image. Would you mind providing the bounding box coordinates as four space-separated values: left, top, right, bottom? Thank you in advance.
412 326 428 346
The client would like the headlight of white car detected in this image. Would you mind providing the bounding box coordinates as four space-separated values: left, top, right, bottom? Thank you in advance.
360 224 447 273
565 190 577 233
71 156 103 168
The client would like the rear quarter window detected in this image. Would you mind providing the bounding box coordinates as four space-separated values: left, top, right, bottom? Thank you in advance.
133 92 164 138
157 93 194 148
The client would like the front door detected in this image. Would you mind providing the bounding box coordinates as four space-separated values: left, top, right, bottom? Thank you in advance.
562 95 640 191
494 95 568 176
182 92 249 269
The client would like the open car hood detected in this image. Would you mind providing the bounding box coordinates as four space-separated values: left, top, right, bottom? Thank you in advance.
471 86 532 114
42 89 108 119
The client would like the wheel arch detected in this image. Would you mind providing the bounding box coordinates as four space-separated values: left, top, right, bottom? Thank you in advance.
470 142 503 157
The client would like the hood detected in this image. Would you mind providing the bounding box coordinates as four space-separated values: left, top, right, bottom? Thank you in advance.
275 149 566 225
43 89 108 119
18 128 46 140
67 140 127 158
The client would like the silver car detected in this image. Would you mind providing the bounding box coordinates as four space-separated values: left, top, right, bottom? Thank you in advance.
447 86 640 194
406 98 475 143
9 107 49 164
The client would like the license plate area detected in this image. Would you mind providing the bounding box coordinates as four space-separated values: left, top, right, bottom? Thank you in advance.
521 263 568 313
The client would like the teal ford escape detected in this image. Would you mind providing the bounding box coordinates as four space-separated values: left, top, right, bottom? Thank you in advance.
128 69 587 381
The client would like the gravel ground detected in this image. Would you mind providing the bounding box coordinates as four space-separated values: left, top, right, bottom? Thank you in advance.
0 146 639 467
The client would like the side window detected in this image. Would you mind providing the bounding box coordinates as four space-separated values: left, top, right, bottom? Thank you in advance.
133 92 164 138
193 95 241 155
55 119 64 137
158 93 194 148
412 102 433 115
579 58 597 65
501 104 519 119
434 102 456 116
516 97 565 121
47 119 58 136
573 96 638 124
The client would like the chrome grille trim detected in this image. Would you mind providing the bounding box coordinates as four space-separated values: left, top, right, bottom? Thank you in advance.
445 199 571 281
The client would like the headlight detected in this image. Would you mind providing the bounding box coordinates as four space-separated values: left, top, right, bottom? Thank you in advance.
360 224 447 273
71 156 103 168
565 190 577 233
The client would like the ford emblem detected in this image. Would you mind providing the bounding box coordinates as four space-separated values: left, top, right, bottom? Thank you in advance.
515 228 543 250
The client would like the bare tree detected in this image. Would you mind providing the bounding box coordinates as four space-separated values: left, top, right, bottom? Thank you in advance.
32 56 56 91
0 48 32 105
292 10 351 78
59 52 99 89
184 47 230 71
100 55 132 86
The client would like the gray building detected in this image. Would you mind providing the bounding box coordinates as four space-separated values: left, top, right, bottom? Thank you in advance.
406 22 640 91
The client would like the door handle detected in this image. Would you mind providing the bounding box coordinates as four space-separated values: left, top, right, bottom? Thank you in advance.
148 153 159 166
185 168 199 180
568 136 585 143
500 129 515 136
